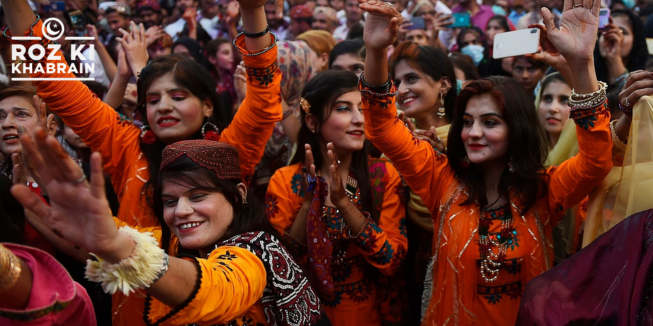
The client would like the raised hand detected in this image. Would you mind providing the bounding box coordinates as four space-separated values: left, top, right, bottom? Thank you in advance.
360 0 403 51
117 21 149 78
234 61 247 102
302 144 317 203
326 142 349 208
10 128 130 263
542 0 600 64
526 24 572 86
145 26 166 47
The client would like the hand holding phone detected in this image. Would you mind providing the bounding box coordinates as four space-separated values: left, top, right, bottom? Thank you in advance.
447 12 470 28
406 17 426 30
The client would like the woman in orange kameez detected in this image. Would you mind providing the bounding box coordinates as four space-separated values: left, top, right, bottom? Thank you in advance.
357 0 612 325
2 0 281 324
11 134 326 326
265 71 407 325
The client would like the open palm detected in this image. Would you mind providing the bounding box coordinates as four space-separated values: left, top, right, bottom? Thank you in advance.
360 0 403 51
10 129 119 257
543 0 600 63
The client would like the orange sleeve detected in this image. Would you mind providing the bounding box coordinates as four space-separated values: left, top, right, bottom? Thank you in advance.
145 246 266 326
351 162 407 276
220 34 283 184
112 217 163 246
265 164 307 254
546 100 613 225
7 20 141 194
360 82 454 215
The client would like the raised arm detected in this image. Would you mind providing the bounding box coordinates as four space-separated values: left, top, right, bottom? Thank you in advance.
541 0 612 224
2 2 142 191
357 0 454 212
220 0 282 184
10 131 265 323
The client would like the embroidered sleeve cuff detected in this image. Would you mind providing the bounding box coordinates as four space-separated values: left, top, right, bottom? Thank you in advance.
143 257 202 326
569 100 610 130
358 77 397 111
4 19 58 65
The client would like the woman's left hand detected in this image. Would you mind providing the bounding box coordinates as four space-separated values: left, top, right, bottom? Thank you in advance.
415 127 446 153
542 0 600 64
326 142 350 208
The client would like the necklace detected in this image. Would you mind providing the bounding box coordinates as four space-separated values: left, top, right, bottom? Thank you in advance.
478 204 516 283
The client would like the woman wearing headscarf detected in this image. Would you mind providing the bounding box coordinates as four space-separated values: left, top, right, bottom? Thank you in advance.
251 41 318 199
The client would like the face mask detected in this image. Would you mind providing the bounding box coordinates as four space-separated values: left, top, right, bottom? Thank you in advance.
623 0 635 9
462 44 485 66
492 5 507 16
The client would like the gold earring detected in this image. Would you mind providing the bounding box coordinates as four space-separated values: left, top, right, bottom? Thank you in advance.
437 92 446 118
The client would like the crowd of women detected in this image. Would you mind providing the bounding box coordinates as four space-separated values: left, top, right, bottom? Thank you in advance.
1 0 653 324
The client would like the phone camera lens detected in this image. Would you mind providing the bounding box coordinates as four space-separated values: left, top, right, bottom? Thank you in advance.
531 29 537 34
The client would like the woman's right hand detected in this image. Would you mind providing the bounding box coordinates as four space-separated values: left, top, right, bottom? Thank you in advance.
360 0 403 52
619 70 653 111
10 128 134 263
302 144 317 203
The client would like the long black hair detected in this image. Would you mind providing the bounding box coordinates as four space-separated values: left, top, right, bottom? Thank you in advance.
153 156 279 255
137 55 228 212
290 70 374 218
447 76 549 213
594 9 647 84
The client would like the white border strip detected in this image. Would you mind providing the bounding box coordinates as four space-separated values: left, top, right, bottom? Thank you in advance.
65 37 95 40
12 36 41 40
12 78 95 81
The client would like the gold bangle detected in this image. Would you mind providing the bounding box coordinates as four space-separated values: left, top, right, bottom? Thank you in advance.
0 245 22 292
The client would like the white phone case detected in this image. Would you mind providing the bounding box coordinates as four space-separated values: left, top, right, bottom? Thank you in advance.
492 28 541 59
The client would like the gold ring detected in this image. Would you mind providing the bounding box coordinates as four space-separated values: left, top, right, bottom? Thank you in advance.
573 4 583 7
73 174 87 184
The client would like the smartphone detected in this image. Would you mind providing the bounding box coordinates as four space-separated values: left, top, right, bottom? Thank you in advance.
646 38 653 55
598 8 610 30
44 1 66 12
406 17 426 30
69 10 88 37
493 28 541 59
447 12 470 28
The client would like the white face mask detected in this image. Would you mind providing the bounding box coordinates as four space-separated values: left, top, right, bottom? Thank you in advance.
461 44 485 66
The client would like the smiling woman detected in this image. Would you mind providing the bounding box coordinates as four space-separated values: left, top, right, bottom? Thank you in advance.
358 0 613 323
10 136 326 325
1 0 283 323
266 71 408 325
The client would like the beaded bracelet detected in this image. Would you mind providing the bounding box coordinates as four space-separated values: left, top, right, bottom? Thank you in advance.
570 81 608 100
232 32 278 57
610 119 627 151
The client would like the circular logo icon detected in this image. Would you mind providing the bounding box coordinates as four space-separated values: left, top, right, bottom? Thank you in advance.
42 18 65 41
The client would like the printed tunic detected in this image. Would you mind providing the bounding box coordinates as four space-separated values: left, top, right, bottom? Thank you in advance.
360 80 612 325
265 160 407 325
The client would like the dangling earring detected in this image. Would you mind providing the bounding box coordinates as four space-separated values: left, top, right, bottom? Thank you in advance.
140 125 157 145
202 121 220 141
461 156 470 169
437 92 446 118
508 157 514 173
